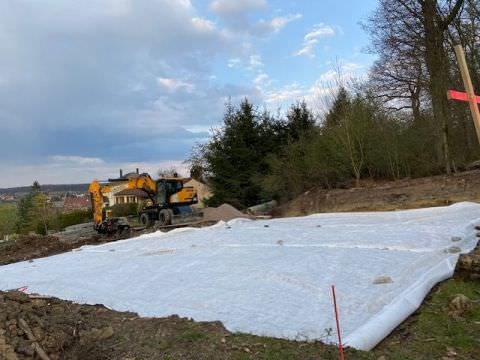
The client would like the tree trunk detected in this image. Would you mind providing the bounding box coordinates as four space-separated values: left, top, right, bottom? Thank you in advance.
422 0 453 175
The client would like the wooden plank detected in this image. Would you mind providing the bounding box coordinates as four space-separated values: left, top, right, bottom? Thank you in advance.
454 44 480 144
447 90 480 103
18 318 51 360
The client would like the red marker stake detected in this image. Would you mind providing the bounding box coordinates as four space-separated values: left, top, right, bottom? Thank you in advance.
331 285 345 360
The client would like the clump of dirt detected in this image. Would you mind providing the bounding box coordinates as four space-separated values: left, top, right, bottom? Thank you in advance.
0 235 102 266
0 291 128 360
455 226 480 280
446 294 472 317
202 204 253 222
456 245 480 279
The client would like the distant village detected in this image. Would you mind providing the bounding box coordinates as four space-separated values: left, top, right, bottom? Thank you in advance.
0 170 211 213
0 191 91 213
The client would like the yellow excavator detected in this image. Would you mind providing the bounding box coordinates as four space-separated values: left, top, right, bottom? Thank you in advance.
89 172 198 234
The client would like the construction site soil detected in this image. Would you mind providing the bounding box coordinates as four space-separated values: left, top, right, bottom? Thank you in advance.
276 169 480 216
1 173 480 359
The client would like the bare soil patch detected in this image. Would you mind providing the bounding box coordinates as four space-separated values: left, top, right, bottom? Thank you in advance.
276 170 480 217
0 291 368 360
0 235 101 267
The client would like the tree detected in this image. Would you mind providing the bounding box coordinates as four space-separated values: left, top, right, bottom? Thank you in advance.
366 0 468 174
364 0 428 122
188 99 295 207
192 100 265 208
31 191 50 235
285 100 316 140
158 168 180 178
324 87 351 128
16 181 51 234
421 0 465 174
16 181 39 232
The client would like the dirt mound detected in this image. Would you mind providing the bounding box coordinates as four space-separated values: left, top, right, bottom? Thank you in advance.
277 170 480 217
0 291 129 360
202 204 253 222
0 235 102 266
0 291 352 360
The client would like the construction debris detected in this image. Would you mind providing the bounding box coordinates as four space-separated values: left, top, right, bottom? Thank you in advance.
246 200 278 216
53 223 98 244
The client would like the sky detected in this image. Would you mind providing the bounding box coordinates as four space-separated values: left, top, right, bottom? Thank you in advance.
0 0 378 188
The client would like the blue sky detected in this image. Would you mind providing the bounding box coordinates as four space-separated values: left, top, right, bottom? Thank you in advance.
0 0 378 187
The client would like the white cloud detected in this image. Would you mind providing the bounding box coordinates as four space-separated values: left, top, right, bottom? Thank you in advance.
191 17 216 32
264 83 304 104
210 0 268 15
227 55 263 71
319 69 338 82
248 55 263 69
228 58 242 68
253 13 302 35
341 62 363 73
294 23 338 58
157 77 196 93
51 155 105 166
319 62 364 83
254 73 270 87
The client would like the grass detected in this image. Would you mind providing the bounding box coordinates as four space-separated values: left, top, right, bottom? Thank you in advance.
151 277 479 359
176 329 207 343
373 277 480 360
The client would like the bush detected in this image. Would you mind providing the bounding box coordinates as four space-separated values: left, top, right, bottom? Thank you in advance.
109 203 138 217
59 209 92 228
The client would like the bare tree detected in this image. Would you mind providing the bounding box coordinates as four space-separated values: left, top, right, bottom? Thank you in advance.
366 0 467 174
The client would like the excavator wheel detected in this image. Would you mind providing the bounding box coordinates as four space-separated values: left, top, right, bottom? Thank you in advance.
140 213 153 228
158 209 172 226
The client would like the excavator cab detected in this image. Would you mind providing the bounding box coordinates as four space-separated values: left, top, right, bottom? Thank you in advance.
139 177 198 228
156 179 183 205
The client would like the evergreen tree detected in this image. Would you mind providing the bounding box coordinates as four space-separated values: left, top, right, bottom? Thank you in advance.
324 87 350 128
16 181 49 234
285 100 316 140
202 100 262 208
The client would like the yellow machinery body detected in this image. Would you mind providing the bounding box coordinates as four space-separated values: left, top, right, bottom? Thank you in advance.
88 173 198 233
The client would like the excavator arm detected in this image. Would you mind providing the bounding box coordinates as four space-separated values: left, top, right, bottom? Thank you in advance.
88 180 105 226
127 175 157 197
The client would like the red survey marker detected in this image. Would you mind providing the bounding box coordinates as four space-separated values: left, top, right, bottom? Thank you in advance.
447 90 480 104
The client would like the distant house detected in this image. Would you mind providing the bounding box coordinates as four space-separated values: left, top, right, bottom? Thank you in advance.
63 197 90 212
113 188 150 205
52 200 65 209
183 178 212 208
0 194 15 202
102 169 143 207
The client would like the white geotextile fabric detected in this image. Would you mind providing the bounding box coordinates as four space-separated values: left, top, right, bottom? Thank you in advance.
1 202 479 350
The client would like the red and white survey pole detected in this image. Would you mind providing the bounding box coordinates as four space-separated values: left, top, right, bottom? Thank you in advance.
331 285 345 360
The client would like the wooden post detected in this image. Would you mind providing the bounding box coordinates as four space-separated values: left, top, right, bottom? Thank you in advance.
331 285 345 360
453 44 480 144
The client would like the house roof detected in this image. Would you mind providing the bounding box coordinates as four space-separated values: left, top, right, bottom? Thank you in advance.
114 188 150 198
63 197 90 208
